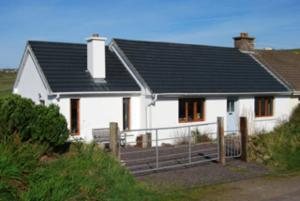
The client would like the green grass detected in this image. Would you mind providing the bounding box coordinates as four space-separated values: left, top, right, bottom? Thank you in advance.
288 49 300 54
0 71 16 97
0 142 161 201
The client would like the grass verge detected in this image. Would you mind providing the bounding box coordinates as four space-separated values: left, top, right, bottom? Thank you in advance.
0 142 160 201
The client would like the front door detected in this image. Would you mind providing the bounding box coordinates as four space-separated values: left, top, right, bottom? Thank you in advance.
227 98 237 132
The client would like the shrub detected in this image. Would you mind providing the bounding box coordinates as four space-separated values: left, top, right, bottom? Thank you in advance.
30 104 68 148
0 94 68 148
0 94 36 141
249 105 300 171
192 129 212 143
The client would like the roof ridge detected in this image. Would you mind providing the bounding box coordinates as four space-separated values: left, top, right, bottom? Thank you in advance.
28 40 85 46
113 38 236 50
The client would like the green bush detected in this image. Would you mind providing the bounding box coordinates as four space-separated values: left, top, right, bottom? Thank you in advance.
30 104 68 148
249 105 300 171
0 94 36 141
0 94 68 148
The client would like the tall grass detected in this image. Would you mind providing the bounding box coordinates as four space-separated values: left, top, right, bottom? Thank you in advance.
249 106 300 172
0 141 159 201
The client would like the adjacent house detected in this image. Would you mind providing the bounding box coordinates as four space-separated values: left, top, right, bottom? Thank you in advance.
13 33 299 142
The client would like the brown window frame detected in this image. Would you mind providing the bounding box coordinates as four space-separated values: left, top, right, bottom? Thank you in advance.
70 99 80 135
179 98 205 123
123 98 131 130
255 96 274 117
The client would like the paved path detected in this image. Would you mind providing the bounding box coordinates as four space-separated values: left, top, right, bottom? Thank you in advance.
198 173 300 201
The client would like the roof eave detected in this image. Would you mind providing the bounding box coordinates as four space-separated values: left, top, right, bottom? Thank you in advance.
49 90 141 97
155 91 292 98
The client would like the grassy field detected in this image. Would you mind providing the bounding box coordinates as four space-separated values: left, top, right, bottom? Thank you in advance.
0 71 16 96
288 49 300 54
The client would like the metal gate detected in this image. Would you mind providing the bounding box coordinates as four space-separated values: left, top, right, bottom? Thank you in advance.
119 122 241 174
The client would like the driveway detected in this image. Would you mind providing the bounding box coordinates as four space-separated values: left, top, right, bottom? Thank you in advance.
195 173 300 201
138 160 300 201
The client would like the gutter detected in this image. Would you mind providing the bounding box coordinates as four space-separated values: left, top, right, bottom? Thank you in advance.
155 91 292 97
292 91 300 96
49 91 141 96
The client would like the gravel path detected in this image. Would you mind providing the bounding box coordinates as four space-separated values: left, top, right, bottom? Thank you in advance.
138 159 268 188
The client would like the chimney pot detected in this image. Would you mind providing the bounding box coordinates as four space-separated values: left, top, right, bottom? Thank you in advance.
233 32 255 51
92 33 100 37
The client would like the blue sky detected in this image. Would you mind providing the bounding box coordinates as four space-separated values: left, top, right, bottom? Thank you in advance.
0 0 300 68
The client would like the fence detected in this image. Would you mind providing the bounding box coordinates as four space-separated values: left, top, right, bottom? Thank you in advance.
105 117 248 175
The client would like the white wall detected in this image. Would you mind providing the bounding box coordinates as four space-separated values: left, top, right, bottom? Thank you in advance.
56 96 125 142
145 97 226 145
238 96 298 134
141 95 299 145
14 53 49 104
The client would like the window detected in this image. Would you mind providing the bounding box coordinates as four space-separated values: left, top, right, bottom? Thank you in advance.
255 97 274 117
179 98 205 122
123 98 130 130
70 99 80 135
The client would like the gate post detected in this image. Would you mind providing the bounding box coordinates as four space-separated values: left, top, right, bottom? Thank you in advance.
109 122 119 158
240 117 248 162
217 117 226 165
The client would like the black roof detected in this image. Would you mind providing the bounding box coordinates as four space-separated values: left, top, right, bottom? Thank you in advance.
114 39 288 93
29 41 140 92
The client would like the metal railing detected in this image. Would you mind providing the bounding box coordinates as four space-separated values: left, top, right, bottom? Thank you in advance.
225 130 242 158
119 122 220 174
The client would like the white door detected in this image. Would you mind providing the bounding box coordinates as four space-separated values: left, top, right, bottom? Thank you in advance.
227 99 237 132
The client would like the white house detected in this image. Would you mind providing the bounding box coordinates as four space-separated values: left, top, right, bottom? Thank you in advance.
13 33 299 142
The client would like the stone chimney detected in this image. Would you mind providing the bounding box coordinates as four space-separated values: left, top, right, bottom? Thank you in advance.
233 32 255 51
87 33 107 79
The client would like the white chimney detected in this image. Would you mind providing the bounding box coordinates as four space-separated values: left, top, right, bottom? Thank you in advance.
87 33 107 79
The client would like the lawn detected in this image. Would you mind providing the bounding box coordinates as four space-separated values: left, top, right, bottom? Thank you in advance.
0 71 16 97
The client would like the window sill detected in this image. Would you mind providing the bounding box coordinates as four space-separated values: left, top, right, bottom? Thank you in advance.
179 119 205 124
254 116 276 121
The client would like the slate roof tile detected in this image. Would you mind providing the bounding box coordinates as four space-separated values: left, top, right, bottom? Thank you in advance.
114 39 288 93
29 41 140 92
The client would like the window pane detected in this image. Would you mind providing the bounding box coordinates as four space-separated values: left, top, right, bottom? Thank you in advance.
123 98 130 130
71 99 79 134
188 100 194 121
227 100 235 113
255 98 259 116
266 97 273 116
261 98 266 116
179 98 205 122
179 99 186 121
197 99 204 119
255 97 274 117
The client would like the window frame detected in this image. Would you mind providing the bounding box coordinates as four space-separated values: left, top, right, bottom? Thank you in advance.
179 98 205 123
255 96 274 118
123 97 131 130
70 99 80 135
